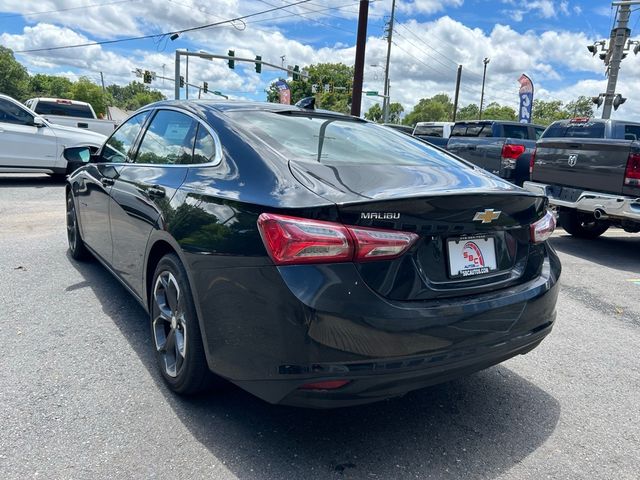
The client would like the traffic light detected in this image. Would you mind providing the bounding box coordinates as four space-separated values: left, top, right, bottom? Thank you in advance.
228 50 235 69
143 70 152 84
179 76 185 88
255 55 262 74
292 65 300 81
613 94 627 111
203 82 208 93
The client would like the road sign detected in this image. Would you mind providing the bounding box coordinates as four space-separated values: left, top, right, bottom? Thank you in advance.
365 91 379 96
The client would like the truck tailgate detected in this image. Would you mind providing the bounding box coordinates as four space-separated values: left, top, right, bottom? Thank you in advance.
533 139 632 195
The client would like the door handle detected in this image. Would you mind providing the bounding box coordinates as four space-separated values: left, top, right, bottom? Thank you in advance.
146 185 166 199
468 146 477 151
101 177 115 187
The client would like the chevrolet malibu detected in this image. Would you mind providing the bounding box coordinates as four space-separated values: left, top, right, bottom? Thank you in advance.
64 100 560 408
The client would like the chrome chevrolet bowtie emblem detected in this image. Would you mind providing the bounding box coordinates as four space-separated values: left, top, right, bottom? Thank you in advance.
568 154 578 167
473 209 501 223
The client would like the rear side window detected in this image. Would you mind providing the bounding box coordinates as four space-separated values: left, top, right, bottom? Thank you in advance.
33 101 94 118
136 110 198 165
542 121 605 139
0 98 34 126
450 123 492 137
102 111 149 163
503 124 530 139
535 127 545 139
414 125 443 137
624 125 640 141
192 124 216 164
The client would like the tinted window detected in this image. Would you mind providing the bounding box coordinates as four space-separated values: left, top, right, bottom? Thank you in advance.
33 101 94 118
0 99 34 126
624 125 640 141
450 124 467 137
542 121 605 139
136 110 198 165
450 123 492 137
229 111 470 167
192 125 216 164
535 127 545 140
503 124 530 139
102 111 149 163
414 125 443 137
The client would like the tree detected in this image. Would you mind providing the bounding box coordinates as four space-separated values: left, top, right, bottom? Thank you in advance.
564 96 594 118
0 46 29 100
266 63 354 114
456 103 480 121
481 102 517 121
364 102 404 123
106 81 164 110
532 99 566 126
67 77 109 116
28 74 73 98
402 94 453 126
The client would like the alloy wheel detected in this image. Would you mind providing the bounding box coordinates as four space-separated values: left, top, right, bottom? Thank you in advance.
152 271 187 378
66 195 77 251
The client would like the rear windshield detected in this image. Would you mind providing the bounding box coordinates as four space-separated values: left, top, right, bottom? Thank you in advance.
624 125 640 141
229 111 471 167
33 101 94 118
414 125 443 137
503 124 530 139
450 123 493 137
542 121 605 139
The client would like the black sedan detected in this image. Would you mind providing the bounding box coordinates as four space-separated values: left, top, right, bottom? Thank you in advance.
64 100 560 408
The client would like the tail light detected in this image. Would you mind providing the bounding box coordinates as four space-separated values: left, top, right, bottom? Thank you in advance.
624 152 640 187
501 144 526 169
530 210 556 243
529 147 537 176
257 213 418 265
299 379 350 390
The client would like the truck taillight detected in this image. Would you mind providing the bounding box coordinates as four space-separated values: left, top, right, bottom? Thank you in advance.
257 213 418 265
624 152 640 187
530 210 556 243
529 147 537 176
501 144 526 169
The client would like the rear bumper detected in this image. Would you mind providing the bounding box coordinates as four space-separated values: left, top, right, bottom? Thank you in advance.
190 245 561 408
524 181 640 221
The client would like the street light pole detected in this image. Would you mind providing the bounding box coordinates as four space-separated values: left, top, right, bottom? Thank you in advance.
479 57 490 120
351 0 370 117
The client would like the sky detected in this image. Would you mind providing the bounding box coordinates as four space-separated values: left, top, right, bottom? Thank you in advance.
1 0 640 120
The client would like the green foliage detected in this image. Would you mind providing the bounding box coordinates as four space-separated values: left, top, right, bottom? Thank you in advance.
267 63 354 114
364 102 404 123
106 81 165 110
67 77 109 116
456 103 479 121
480 102 517 121
29 74 74 98
532 97 594 126
0 46 30 100
402 94 453 125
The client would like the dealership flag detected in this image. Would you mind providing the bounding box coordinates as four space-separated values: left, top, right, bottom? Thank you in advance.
518 74 534 123
275 79 291 105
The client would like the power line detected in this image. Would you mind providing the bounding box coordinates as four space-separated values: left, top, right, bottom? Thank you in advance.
13 0 317 54
0 0 136 19
255 0 357 34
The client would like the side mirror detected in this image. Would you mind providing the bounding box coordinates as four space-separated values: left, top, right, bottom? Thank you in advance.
63 146 92 173
33 116 45 128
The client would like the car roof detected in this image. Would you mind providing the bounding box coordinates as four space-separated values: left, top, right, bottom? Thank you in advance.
453 120 544 128
28 97 91 105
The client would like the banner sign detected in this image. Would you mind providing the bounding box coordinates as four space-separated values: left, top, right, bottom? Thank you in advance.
275 79 290 105
518 74 534 123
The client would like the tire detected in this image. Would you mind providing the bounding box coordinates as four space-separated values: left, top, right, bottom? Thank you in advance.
150 254 211 394
66 192 90 260
559 210 609 239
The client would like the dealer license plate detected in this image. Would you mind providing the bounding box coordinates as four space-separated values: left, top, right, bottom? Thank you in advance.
447 236 497 278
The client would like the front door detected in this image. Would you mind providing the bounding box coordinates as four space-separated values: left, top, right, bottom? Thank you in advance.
0 98 58 170
78 111 150 263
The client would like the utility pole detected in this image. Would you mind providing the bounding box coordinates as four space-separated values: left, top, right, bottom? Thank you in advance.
351 0 369 117
100 71 106 92
186 49 189 100
452 65 462 122
479 57 490 120
602 0 632 119
382 0 396 123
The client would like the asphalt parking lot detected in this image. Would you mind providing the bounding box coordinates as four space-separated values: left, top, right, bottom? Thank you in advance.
1 174 639 480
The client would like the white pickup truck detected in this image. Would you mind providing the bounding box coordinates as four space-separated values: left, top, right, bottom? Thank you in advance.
0 94 106 178
25 97 118 136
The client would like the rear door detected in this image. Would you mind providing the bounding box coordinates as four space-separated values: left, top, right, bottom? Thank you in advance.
109 109 199 296
533 120 631 194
